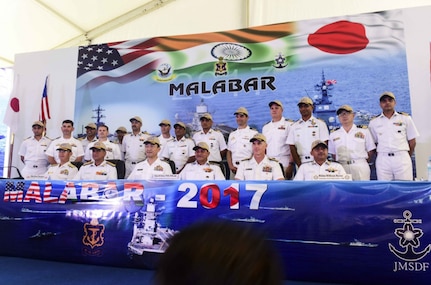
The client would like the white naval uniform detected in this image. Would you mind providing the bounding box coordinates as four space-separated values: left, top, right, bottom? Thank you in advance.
44 163 78 180
235 156 284 180
74 160 118 180
45 137 84 164
262 117 293 167
161 137 195 172
294 160 346 181
157 135 174 159
227 126 258 167
18 136 51 179
127 158 173 180
84 140 122 161
286 116 329 164
180 161 225 180
121 132 150 177
192 129 227 162
328 125 376 180
79 137 97 152
368 111 419 181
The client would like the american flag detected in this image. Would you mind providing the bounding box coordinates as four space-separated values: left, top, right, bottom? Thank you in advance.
39 76 51 123
76 40 160 89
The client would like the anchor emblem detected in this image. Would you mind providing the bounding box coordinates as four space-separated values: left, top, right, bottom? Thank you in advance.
388 210 431 261
82 218 105 249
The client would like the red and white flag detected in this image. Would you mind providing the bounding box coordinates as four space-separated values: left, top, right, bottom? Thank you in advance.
3 73 20 134
39 75 51 124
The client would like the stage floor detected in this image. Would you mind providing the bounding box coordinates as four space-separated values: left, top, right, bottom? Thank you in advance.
0 256 350 285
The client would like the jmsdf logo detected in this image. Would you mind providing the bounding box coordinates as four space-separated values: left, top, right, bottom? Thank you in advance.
389 210 431 272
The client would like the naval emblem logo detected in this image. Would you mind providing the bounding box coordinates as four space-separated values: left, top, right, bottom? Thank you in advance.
389 210 431 272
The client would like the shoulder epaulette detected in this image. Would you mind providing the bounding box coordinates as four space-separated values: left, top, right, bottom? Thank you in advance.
208 161 221 166
268 157 279 162
106 161 116 167
78 137 84 141
83 161 93 166
24 136 32 140
357 125 368 129
263 120 271 125
285 118 294 122
54 136 61 140
331 127 341 132
317 118 325 122
241 157 252 162
399 111 410 116
67 163 77 168
250 127 257 131
44 136 51 140
143 131 150 135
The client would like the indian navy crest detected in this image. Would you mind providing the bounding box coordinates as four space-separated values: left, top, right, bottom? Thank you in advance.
82 218 105 249
214 56 227 76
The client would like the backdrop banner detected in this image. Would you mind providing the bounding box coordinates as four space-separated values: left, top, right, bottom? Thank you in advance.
1 179 430 284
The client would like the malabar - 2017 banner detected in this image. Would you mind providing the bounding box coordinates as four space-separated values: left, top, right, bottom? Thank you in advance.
1 179 431 284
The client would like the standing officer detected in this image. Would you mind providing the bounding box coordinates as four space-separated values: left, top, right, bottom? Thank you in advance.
368 91 419 180
328 105 376 180
45 119 84 164
18 121 51 179
226 107 258 177
80 122 98 150
162 122 195 173
122 116 150 177
287 97 329 167
192 113 227 163
157 119 174 159
262 100 294 179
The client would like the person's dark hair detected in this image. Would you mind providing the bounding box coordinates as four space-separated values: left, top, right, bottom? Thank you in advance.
155 220 284 285
62 119 74 126
98 124 108 131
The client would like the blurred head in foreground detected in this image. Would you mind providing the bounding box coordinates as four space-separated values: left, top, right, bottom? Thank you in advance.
155 220 284 285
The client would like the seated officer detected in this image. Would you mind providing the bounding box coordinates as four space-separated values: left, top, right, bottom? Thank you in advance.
235 133 284 180
44 143 78 180
180 142 225 180
294 140 346 181
127 136 173 180
74 142 117 180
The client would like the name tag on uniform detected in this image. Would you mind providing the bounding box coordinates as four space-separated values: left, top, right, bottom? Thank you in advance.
313 174 352 181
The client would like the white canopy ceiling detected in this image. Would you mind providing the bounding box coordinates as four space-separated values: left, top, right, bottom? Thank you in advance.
2 0 431 68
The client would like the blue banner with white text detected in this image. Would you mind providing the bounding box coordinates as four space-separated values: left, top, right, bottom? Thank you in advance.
1 179 430 284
